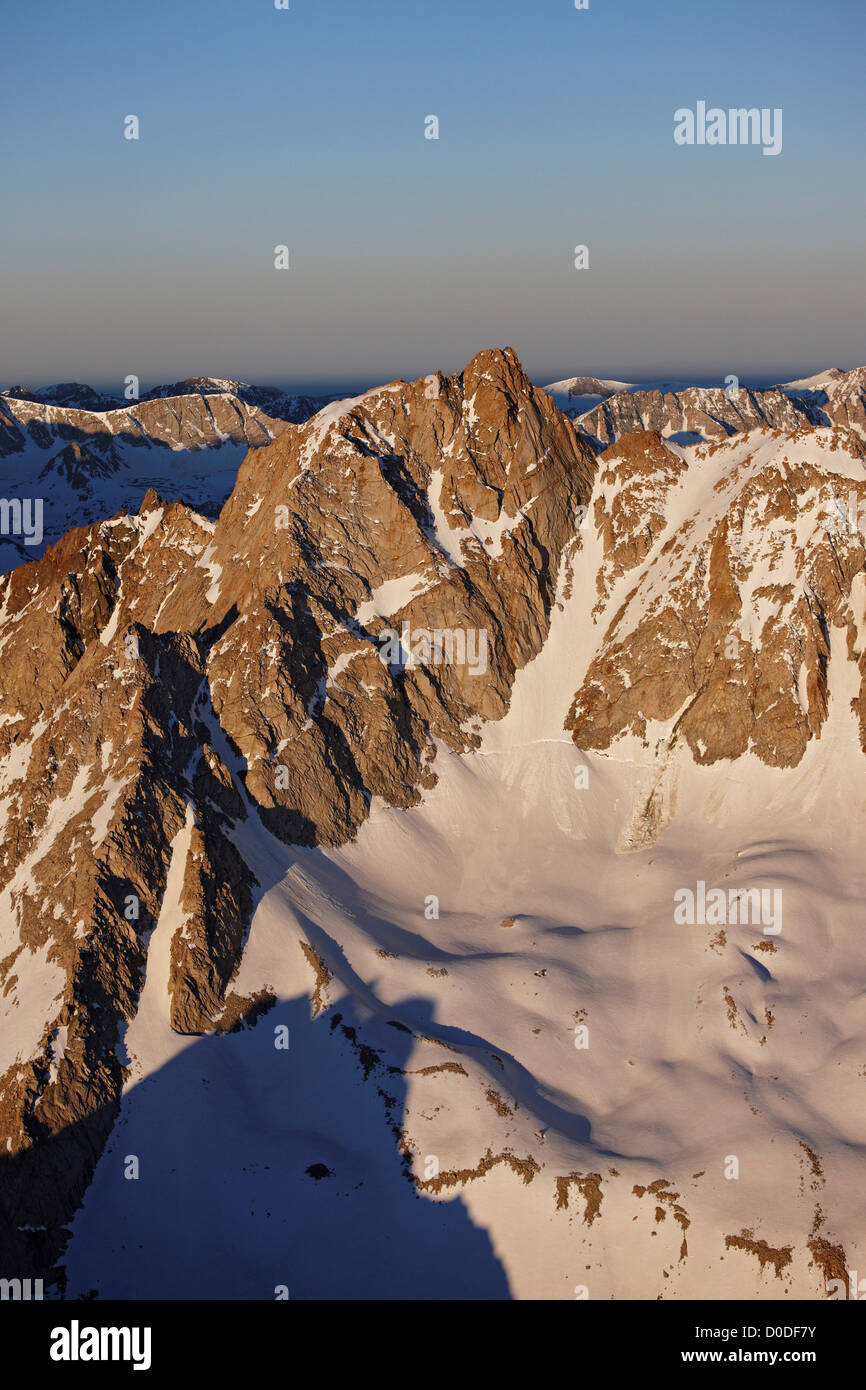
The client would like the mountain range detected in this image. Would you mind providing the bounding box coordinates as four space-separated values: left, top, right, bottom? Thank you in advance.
1 346 865 1299
4 365 865 574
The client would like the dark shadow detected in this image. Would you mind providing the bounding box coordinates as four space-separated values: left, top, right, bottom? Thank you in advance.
0 991 511 1301
289 895 593 1148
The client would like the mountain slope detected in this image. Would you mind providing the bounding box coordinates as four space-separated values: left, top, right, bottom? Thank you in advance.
1 349 865 1300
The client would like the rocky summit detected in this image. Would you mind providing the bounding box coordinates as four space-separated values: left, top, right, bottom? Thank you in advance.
1 347 865 1299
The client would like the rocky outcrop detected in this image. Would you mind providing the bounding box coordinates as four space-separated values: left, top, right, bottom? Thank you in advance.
0 391 293 464
576 384 812 451
568 424 866 767
793 366 866 433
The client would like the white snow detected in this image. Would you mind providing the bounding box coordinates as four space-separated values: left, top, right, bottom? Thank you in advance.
427 470 533 564
0 943 66 1072
118 803 196 1081
355 572 435 625
196 544 223 605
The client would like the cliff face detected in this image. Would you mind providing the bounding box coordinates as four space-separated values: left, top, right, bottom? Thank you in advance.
0 389 293 463
805 365 866 432
567 425 866 771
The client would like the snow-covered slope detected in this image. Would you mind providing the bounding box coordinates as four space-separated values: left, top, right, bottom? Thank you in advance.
543 375 635 417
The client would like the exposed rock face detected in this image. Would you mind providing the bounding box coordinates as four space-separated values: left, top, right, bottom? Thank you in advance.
576 384 812 451
559 366 866 452
589 430 689 608
794 365 866 433
0 347 594 1280
0 376 343 420
136 377 345 422
568 424 866 768
0 391 292 463
0 535 255 1279
175 347 595 843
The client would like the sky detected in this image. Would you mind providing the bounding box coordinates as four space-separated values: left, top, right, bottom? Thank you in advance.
3 0 864 391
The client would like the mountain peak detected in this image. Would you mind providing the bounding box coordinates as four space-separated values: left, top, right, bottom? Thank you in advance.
461 344 528 393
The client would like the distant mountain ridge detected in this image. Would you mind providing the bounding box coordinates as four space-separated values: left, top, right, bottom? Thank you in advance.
0 381 348 571
544 365 866 449
1 377 348 416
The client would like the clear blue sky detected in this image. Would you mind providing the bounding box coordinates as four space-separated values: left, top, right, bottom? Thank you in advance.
3 0 864 391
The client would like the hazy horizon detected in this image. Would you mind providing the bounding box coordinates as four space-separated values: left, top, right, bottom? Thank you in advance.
3 356 859 400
